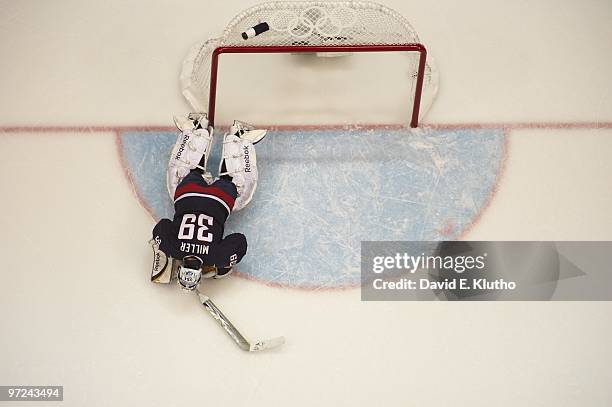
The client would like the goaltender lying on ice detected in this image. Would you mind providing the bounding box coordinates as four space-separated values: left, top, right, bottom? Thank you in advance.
148 113 284 352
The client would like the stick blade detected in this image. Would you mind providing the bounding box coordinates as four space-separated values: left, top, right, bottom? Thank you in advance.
249 336 285 352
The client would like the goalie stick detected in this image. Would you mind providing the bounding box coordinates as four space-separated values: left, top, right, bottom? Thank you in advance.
196 291 285 352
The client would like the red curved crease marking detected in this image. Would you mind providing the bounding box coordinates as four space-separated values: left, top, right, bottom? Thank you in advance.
456 127 509 239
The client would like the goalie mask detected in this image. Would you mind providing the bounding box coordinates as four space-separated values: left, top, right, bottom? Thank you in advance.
177 255 203 291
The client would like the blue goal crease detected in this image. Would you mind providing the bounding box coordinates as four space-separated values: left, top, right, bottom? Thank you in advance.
120 127 505 289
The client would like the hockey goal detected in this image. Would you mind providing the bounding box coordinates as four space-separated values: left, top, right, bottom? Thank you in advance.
180 1 438 128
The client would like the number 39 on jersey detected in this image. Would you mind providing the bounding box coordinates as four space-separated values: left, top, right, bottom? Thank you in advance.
178 214 214 242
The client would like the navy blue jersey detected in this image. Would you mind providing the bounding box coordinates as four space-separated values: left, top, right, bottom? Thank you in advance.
152 171 247 269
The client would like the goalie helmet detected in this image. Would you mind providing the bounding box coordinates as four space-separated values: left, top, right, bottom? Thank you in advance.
177 255 203 291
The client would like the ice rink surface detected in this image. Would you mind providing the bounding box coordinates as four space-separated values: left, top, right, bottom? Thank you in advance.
1 0 612 406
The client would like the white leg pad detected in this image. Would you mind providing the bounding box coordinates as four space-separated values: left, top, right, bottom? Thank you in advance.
166 126 213 199
219 133 259 211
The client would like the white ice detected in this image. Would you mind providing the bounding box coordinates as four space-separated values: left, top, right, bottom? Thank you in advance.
1 0 612 406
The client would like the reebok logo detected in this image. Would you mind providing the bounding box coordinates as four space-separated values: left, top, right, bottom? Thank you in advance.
153 251 162 272
175 134 190 160
243 145 251 173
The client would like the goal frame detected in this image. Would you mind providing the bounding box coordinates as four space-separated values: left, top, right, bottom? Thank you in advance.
207 43 427 128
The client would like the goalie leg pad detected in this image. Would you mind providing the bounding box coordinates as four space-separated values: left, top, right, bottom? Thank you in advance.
166 123 214 199
218 133 259 211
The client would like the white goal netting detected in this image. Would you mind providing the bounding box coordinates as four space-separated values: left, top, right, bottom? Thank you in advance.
181 1 438 126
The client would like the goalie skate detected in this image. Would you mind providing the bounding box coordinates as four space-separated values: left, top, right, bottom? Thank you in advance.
230 120 267 144
219 121 267 211
173 112 208 133
166 114 213 198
